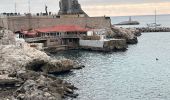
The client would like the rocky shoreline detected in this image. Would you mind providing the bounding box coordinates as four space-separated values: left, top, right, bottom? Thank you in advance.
0 29 84 100
111 27 141 44
0 27 141 100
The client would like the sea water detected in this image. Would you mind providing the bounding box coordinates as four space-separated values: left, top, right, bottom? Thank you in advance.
111 14 170 28
54 15 170 100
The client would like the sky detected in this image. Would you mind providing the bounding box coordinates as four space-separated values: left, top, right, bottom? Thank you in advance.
0 0 170 16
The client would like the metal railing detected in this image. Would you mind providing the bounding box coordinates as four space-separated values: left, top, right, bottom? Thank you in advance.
24 35 81 42
25 37 47 42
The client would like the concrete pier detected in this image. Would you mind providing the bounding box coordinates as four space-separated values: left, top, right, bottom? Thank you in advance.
79 39 127 52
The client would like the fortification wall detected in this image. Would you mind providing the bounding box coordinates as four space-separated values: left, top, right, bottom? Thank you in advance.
6 16 112 32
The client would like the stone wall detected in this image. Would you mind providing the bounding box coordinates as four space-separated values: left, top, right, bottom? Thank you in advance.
80 40 104 48
45 38 62 47
5 16 112 32
80 39 127 51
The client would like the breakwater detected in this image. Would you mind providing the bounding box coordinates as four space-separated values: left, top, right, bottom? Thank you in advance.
134 27 170 33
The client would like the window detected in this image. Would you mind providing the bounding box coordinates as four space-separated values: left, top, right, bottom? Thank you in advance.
69 39 72 42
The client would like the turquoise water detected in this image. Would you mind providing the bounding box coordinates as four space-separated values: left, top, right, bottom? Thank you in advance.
111 14 170 28
54 32 170 100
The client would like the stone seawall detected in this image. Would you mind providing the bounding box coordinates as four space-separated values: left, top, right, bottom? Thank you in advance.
136 27 170 33
4 16 112 32
80 39 127 52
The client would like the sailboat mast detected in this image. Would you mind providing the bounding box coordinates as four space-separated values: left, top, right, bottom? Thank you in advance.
155 9 157 24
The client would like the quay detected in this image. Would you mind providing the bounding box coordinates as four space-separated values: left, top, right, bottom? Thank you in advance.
79 39 127 52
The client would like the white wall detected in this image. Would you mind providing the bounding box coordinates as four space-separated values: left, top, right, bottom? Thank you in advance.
79 40 104 48
87 31 93 36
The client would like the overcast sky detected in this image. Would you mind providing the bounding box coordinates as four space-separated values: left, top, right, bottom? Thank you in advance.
0 0 170 16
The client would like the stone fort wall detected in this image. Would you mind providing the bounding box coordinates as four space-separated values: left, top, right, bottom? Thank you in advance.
2 16 112 32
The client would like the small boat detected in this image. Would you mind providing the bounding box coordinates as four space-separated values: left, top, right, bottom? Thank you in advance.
147 10 161 28
115 16 140 25
147 23 161 28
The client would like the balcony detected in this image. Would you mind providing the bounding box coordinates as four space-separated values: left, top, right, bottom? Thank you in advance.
24 34 82 43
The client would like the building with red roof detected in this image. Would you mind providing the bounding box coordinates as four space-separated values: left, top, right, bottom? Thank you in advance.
21 25 89 49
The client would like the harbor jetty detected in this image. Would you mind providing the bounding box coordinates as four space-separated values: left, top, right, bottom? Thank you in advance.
135 27 170 33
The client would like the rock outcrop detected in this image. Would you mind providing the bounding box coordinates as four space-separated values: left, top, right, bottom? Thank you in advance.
58 0 88 16
0 29 15 45
111 27 141 44
0 29 80 100
10 71 78 100
25 59 75 73
0 29 75 74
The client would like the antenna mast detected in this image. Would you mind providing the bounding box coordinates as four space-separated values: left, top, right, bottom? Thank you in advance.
155 9 157 25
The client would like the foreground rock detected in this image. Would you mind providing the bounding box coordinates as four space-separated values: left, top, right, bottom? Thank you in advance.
0 44 76 74
111 27 141 44
0 29 80 100
0 29 16 45
9 71 78 100
26 59 75 73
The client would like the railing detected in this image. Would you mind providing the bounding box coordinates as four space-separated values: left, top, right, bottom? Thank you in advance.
24 35 81 42
25 37 47 42
61 34 80 38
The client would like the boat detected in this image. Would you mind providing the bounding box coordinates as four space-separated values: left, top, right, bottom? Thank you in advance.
147 10 161 28
115 16 140 25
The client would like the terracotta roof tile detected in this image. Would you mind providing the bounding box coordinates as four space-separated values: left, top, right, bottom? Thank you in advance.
36 25 89 33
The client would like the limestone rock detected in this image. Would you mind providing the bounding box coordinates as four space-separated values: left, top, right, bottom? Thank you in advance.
0 29 16 45
73 65 85 69
12 71 78 100
58 0 88 16
112 27 140 44
0 29 79 100
0 44 50 74
41 59 75 73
